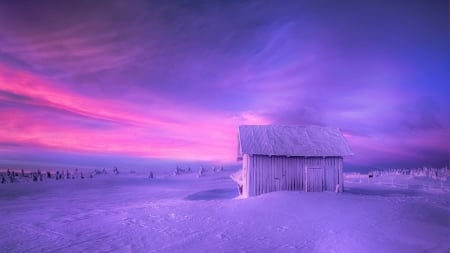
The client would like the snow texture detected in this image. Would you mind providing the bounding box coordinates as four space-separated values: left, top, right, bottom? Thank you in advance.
0 169 449 253
238 125 353 158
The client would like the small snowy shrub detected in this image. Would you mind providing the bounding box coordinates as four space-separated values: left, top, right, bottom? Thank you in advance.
197 167 205 178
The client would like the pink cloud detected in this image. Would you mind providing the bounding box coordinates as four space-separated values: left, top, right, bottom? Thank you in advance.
0 64 270 162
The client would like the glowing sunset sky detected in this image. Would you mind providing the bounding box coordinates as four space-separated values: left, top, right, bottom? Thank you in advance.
0 1 448 170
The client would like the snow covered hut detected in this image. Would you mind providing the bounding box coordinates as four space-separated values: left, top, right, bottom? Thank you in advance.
233 125 353 197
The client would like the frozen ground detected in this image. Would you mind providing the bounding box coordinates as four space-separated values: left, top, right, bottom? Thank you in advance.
0 169 449 253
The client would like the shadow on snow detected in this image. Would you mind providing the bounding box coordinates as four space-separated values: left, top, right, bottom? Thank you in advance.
344 186 422 197
185 188 238 201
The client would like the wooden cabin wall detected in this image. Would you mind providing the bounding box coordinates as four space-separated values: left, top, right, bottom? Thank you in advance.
245 155 343 197
241 154 250 198
338 157 343 192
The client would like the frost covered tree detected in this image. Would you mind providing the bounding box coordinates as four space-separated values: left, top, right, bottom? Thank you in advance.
197 167 205 178
174 166 182 175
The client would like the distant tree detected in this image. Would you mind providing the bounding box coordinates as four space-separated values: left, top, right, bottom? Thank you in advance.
197 167 205 178
174 166 180 175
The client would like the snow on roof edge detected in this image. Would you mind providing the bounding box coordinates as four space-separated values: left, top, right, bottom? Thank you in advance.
237 125 353 157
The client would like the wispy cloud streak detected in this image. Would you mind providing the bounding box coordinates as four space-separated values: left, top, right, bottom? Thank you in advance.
0 64 268 161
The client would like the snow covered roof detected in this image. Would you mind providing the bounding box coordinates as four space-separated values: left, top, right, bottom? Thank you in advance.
238 125 353 158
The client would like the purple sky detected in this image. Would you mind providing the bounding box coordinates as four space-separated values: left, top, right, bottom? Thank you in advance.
0 0 448 171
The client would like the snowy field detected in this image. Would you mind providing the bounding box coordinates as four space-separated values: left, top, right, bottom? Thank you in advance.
0 169 449 253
